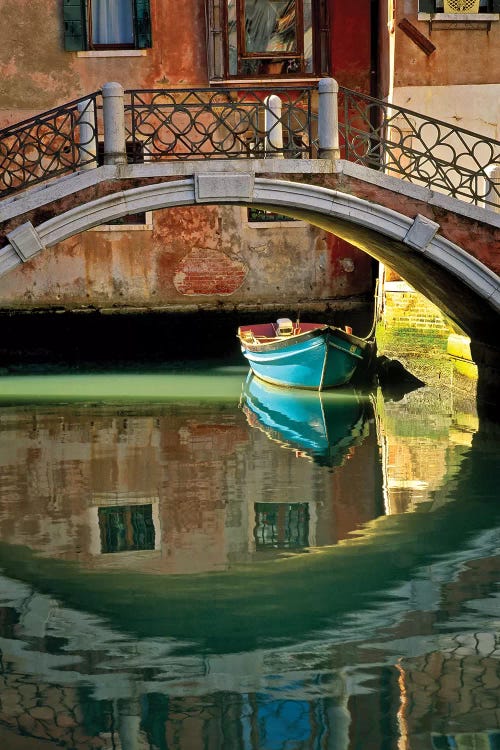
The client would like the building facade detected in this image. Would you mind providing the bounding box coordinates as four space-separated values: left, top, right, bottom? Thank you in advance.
378 0 500 337
0 0 377 326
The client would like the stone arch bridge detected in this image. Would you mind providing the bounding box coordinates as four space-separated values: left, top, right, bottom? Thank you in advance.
0 81 499 414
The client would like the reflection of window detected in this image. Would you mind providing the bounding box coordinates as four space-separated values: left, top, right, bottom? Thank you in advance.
206 0 328 79
255 697 314 748
431 732 500 749
254 502 309 549
0 607 19 639
98 504 155 553
63 0 152 51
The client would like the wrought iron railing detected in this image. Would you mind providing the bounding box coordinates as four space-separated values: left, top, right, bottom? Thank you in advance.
0 93 100 199
124 87 317 161
338 86 500 209
0 83 498 211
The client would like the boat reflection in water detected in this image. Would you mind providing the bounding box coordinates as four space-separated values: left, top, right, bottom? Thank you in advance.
240 372 369 468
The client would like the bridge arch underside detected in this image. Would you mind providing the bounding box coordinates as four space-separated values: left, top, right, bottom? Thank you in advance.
2 175 500 415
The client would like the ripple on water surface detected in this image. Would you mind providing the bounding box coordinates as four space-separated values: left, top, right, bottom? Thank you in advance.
0 365 499 749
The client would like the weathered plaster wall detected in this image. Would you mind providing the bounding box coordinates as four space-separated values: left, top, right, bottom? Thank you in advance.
392 84 500 139
390 1 500 133
331 0 373 92
394 0 500 88
0 203 372 310
0 0 207 122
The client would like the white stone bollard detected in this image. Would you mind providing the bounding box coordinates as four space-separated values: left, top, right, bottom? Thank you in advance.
318 77 340 160
102 82 127 165
264 94 283 157
77 98 97 170
484 164 500 213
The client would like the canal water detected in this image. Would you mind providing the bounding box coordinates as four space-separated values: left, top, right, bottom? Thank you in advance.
0 362 498 750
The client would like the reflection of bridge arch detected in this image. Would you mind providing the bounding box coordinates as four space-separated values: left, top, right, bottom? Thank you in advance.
0 426 497 653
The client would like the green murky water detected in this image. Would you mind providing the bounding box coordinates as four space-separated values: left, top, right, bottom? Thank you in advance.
0 365 498 749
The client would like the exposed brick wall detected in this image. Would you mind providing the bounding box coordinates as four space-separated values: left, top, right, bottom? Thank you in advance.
382 282 452 335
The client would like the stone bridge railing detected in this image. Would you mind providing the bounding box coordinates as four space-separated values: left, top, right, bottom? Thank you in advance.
0 79 499 209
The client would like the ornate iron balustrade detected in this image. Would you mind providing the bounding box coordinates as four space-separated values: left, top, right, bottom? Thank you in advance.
339 86 500 209
124 87 317 161
0 83 498 213
0 93 100 200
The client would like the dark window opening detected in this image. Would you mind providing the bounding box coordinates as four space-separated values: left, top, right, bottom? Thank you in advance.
97 141 147 224
247 208 297 222
254 502 309 550
98 504 155 553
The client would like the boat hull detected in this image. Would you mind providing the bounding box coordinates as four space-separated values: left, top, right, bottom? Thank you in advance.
240 326 368 390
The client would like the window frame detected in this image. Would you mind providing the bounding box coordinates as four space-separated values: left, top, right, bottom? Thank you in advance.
63 0 152 52
235 0 305 71
206 0 329 82
87 0 135 49
246 207 300 224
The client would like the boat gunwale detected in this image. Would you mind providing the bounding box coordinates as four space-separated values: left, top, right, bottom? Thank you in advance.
238 324 371 355
239 325 327 353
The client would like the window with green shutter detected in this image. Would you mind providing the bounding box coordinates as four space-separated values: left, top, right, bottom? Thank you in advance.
63 0 152 51
63 0 87 51
134 0 152 48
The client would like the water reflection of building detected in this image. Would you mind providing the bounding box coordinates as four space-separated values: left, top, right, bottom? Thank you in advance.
0 538 498 750
0 386 495 749
0 399 381 573
375 386 479 516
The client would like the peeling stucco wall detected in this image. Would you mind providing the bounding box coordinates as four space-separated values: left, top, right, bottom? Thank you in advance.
0 204 373 310
0 0 208 120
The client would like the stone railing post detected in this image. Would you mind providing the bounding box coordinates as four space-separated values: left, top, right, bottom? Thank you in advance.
484 164 500 213
77 98 97 170
264 94 283 157
318 78 340 160
102 82 127 165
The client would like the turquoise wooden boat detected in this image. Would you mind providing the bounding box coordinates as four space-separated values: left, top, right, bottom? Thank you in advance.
238 318 373 390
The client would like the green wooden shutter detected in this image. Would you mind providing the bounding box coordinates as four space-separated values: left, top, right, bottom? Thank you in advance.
418 0 435 11
205 0 225 80
63 0 87 51
134 0 152 48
